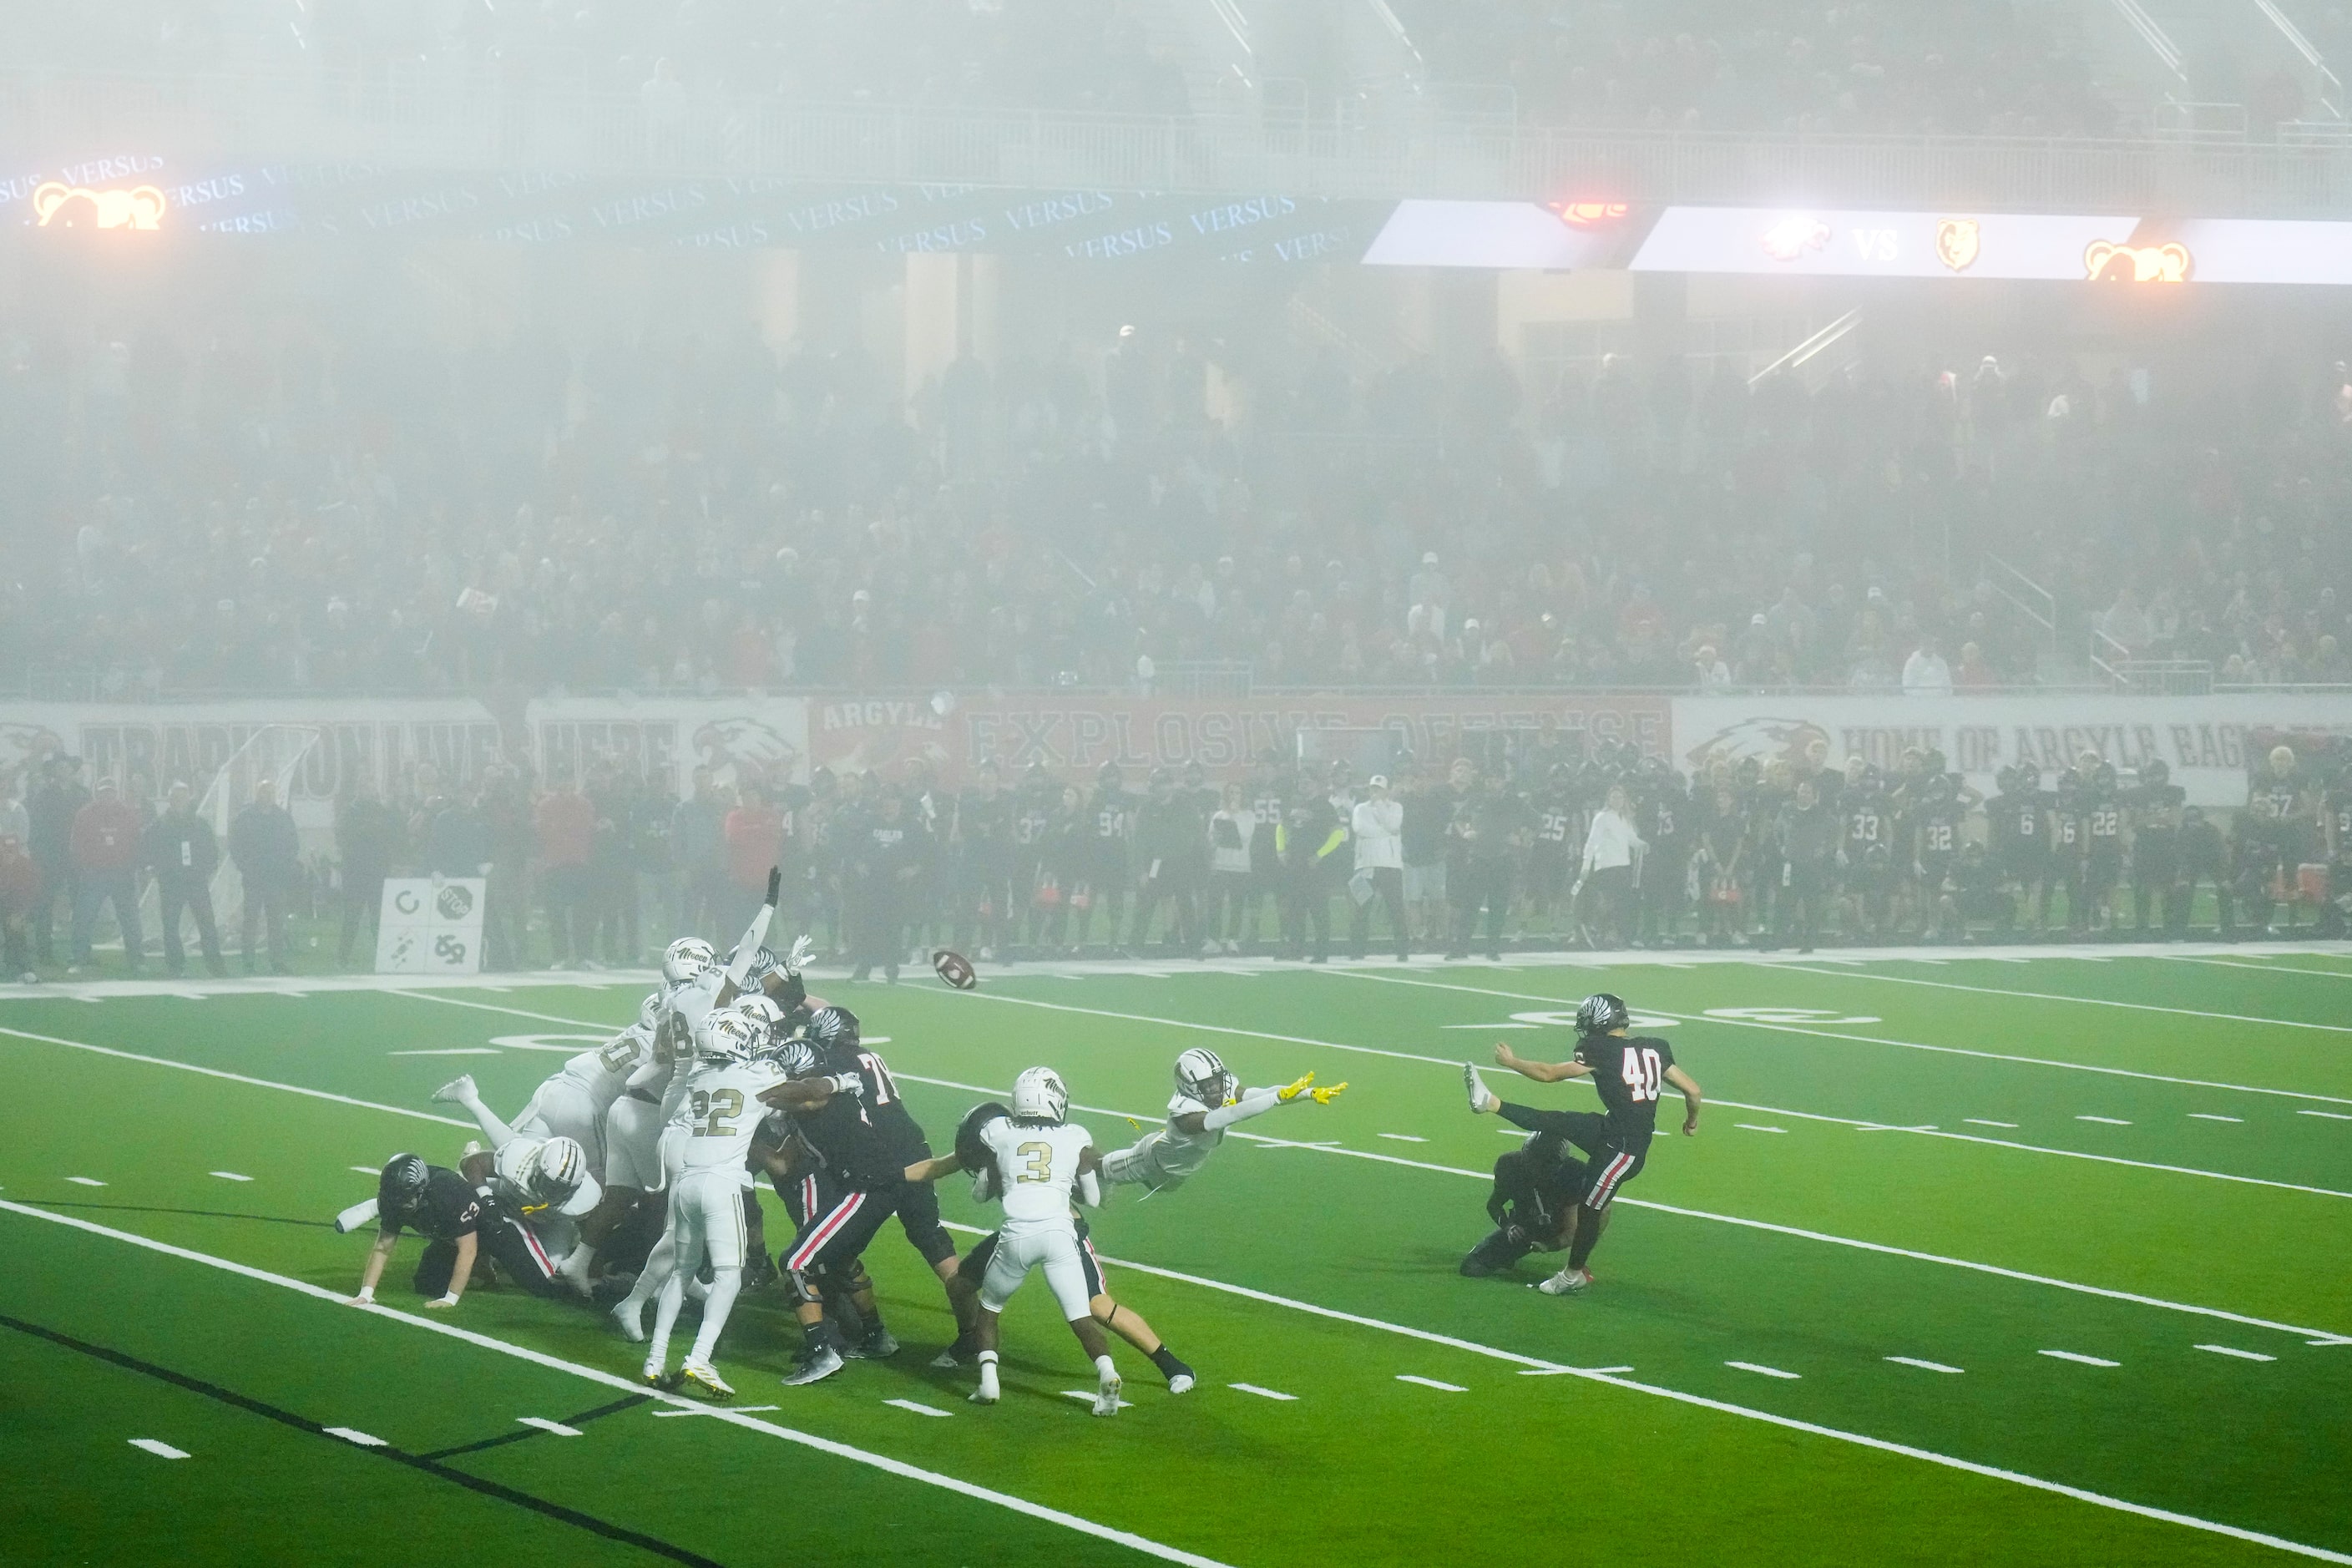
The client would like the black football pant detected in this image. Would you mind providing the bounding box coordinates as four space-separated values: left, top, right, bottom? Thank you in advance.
414 1214 570 1300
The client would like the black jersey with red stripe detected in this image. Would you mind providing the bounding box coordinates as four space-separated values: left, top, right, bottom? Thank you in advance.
816 1041 933 1166
1575 1034 1677 1146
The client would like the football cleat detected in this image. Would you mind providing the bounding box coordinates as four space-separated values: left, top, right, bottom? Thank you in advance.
1464 1063 1497 1114
643 1363 682 1390
970 1362 1002 1405
431 1074 478 1105
1091 1373 1124 1417
1310 1081 1348 1105
929 1339 976 1369
781 1345 844 1387
681 1362 736 1401
610 1299 647 1343
1535 1267 1592 1296
1276 1071 1316 1101
1167 1371 1196 1394
845 1328 900 1361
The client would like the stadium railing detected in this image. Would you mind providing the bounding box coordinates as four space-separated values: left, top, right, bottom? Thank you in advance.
15 68 2352 215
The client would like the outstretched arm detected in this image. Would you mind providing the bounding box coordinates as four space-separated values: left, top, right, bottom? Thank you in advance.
903 1152 964 1184
1170 1073 1343 1134
716 867 784 1005
1664 1063 1703 1136
1493 1041 1590 1084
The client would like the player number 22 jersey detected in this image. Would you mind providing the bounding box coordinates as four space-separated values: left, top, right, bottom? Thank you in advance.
979 1116 1093 1232
671 1059 787 1171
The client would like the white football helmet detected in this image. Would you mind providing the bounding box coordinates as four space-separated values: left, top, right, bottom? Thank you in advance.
1175 1048 1236 1108
695 1009 761 1065
637 989 665 1031
527 1136 590 1208
662 938 717 986
1009 1065 1070 1124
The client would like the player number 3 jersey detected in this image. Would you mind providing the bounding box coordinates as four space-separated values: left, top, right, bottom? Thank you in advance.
981 1116 1093 1232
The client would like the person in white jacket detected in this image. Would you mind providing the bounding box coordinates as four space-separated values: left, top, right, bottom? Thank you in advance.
1348 775 1409 960
1576 782 1646 948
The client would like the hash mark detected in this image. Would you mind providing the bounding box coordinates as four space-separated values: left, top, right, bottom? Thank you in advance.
516 1417 583 1435
1395 1375 1466 1392
2299 1110 2352 1121
1376 1134 1429 1143
128 1439 189 1459
883 1399 952 1418
65 1177 105 1187
2076 1115 2132 1125
1885 1356 1965 1373
1734 1124 1788 1134
2039 1350 2119 1368
208 1171 253 1182
2188 1114 2243 1123
324 1426 387 1445
1965 1119 2019 1128
2193 1344 2277 1363
1725 1361 1800 1379
1229 1383 1297 1400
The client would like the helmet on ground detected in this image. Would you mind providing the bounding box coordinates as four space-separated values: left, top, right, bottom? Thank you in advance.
662 938 717 985
1575 993 1631 1036
378 1153 429 1215
1010 1065 1070 1124
1174 1047 1236 1107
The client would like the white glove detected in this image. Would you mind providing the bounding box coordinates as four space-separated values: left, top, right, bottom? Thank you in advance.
828 1073 866 1098
351 1286 376 1306
785 933 815 974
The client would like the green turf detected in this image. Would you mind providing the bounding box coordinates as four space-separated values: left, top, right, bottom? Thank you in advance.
1 953 2347 1566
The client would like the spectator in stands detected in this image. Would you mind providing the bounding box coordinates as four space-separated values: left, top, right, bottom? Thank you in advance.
2098 588 2152 657
68 778 144 971
1955 640 1998 690
1902 636 1955 698
334 778 403 968
480 765 534 972
229 780 301 974
534 779 597 969
145 781 225 977
0 773 27 848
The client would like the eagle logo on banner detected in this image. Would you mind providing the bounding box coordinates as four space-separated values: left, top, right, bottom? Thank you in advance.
1935 219 1980 272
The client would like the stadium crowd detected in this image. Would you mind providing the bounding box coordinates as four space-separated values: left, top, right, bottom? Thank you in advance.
8 310 2352 702
4 728 2346 979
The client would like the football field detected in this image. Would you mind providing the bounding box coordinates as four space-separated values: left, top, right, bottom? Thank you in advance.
3 946 2347 1567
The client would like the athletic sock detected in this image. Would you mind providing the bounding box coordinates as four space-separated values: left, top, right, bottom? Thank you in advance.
623 1233 675 1313
688 1268 741 1365
1147 1345 1189 1379
1093 1353 1118 1381
647 1272 686 1368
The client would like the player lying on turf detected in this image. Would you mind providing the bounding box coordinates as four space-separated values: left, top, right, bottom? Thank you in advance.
902 1068 1126 1415
1097 1046 1347 1194
935 1100 1197 1392
348 1152 577 1308
1462 992 1701 1295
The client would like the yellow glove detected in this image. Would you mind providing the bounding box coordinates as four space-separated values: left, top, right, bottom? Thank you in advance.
1276 1071 1317 1102
1309 1081 1349 1105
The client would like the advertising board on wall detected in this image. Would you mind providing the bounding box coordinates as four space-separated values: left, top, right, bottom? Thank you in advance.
1670 694 2352 807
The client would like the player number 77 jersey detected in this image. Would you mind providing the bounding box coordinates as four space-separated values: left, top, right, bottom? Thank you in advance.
980 1116 1093 1231
670 1059 787 1170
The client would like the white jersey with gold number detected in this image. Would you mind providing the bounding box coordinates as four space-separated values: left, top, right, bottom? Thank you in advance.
670 1058 787 1173
1099 1091 1221 1190
980 1115 1093 1236
655 971 730 1120
559 1024 655 1115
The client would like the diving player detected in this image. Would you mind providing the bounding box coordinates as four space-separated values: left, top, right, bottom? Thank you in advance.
1096 1046 1347 1193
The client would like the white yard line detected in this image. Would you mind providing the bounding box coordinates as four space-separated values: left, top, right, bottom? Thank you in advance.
0 1024 473 1130
1330 969 2352 1107
0 1200 1235 1568
1776 964 2352 1035
2179 959 2352 982
14 1201 2352 1564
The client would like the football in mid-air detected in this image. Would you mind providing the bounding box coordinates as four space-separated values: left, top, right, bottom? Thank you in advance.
932 948 978 989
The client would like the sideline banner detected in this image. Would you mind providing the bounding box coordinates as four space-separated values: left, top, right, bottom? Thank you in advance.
1671 694 2352 807
807 693 1672 784
522 696 808 795
373 877 487 974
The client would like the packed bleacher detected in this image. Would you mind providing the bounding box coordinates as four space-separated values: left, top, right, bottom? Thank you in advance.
7 308 2352 700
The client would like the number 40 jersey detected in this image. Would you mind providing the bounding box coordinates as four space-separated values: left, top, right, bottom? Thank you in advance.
1574 1034 1677 1151
670 1057 789 1171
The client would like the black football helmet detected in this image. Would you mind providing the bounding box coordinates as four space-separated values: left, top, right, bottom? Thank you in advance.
954 1100 1013 1171
1575 993 1631 1035
378 1153 429 1216
808 1004 861 1055
2142 758 2170 787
